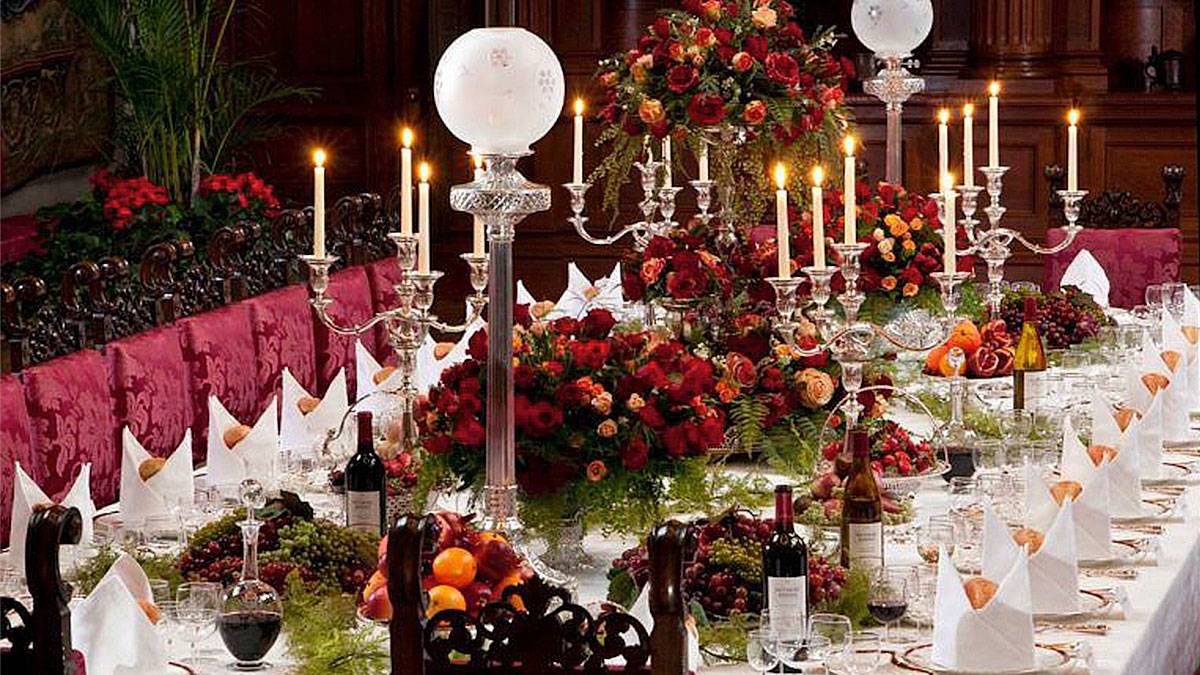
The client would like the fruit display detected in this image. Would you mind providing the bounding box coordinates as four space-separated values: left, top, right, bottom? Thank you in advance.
358 511 533 622
923 318 1015 379
177 494 377 596
607 512 848 618
795 469 914 529
820 420 938 478
999 287 1107 350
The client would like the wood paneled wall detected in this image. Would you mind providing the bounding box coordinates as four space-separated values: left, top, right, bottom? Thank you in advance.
232 0 1198 309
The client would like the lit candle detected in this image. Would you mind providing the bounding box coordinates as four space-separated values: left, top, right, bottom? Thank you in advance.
774 163 791 278
400 128 414 236
312 149 326 258
842 135 856 246
812 165 826 271
662 136 672 188
937 108 950 180
987 82 1000 168
962 103 975 188
418 162 431 273
471 154 485 256
1067 109 1080 192
698 140 709 182
941 172 957 273
572 99 584 184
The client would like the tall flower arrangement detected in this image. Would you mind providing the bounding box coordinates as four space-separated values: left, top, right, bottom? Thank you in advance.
591 0 853 224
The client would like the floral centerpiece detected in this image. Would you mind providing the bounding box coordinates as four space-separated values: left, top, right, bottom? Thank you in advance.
620 229 733 308
417 307 726 535
591 0 853 224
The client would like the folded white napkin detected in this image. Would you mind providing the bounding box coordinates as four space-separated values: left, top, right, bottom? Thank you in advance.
356 340 403 416
119 428 193 526
1183 287 1199 412
280 367 348 459
1059 249 1110 308
1126 337 1170 415
72 553 169 675
1160 313 1195 443
517 280 536 306
933 541 1035 671
983 502 1079 615
630 584 703 672
1071 407 1141 518
8 462 94 576
548 262 626 320
1026 463 1112 562
206 396 277 490
413 334 441 393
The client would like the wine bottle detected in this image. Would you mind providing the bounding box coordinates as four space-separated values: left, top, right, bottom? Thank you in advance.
840 427 883 568
344 411 386 535
762 484 808 641
1012 296 1047 410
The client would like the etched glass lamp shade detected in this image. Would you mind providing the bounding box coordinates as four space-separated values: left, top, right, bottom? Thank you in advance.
851 0 934 60
434 27 565 155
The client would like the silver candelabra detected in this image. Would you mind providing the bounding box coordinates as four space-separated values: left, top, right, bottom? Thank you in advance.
300 235 488 458
958 166 1088 316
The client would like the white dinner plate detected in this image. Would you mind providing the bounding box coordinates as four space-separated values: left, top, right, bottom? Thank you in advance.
1034 589 1112 621
1078 538 1144 567
1112 498 1175 524
893 642 1073 674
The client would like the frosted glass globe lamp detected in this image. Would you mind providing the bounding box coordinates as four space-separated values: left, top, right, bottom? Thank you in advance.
851 0 933 60
434 27 565 156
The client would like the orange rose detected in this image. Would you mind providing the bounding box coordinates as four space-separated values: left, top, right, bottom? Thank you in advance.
587 460 608 482
639 98 665 125
797 368 836 408
881 276 897 291
910 217 924 231
902 239 916 253
626 393 646 412
751 6 777 28
903 282 920 297
641 258 666 284
597 419 618 438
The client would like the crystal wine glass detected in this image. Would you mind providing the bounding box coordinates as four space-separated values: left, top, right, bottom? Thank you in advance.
807 612 853 654
746 628 780 673
177 581 223 665
868 567 909 645
843 630 885 675
916 515 955 565
779 634 833 670
218 479 284 671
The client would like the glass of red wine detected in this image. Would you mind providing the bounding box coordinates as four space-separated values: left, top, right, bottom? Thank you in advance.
867 566 908 645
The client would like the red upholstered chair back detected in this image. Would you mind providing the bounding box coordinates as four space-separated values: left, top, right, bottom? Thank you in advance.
0 375 35 547
313 267 376 400
1042 227 1183 309
181 303 261 456
22 350 119 505
249 284 318 411
366 258 404 357
107 325 195 465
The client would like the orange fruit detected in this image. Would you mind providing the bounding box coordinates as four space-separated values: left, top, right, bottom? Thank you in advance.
925 344 949 374
426 584 467 618
431 547 477 589
493 572 526 613
946 320 982 355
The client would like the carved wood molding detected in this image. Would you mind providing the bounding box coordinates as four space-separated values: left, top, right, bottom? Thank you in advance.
1045 164 1185 228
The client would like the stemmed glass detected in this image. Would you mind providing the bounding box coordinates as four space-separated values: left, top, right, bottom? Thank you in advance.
779 634 833 670
917 515 955 565
868 567 909 645
837 630 885 675
176 581 223 665
746 628 780 673
808 612 854 654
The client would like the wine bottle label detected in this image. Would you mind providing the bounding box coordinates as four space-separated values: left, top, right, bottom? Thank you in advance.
847 522 883 565
1022 372 1044 408
766 576 807 635
346 490 381 533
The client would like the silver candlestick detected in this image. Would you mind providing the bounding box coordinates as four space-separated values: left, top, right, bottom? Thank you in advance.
764 277 806 345
862 57 925 184
957 185 985 244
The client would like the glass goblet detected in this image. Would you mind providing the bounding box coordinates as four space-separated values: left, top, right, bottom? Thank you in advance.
807 612 853 654
845 630 885 675
177 581 223 664
779 634 833 670
746 628 780 673
868 567 909 645
917 515 955 565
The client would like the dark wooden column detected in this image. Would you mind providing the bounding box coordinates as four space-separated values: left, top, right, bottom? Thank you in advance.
1051 0 1108 92
968 0 1057 82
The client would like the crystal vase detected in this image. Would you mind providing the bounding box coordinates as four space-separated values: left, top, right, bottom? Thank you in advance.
539 512 593 570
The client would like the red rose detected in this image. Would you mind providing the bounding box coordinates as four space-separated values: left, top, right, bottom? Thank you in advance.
666 65 699 93
652 16 671 38
700 414 725 448
743 35 768 62
451 415 486 446
727 353 758 387
522 399 563 438
423 434 452 455
761 366 785 392
543 361 564 379
645 236 675 259
731 51 753 72
556 381 591 407
636 361 670 389
687 93 726 126
513 364 536 390
622 266 645 301
622 437 650 471
468 328 488 360
514 303 532 328
666 267 706 299
765 53 800 86
899 265 923 287
663 425 689 458
742 100 767 125
569 339 611 370
638 401 667 429
552 316 579 336
579 308 617 339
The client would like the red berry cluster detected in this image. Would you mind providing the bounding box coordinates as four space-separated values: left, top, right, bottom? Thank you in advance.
871 422 934 476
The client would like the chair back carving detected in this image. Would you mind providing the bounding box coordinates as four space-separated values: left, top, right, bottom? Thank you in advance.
0 504 83 675
386 516 689 675
1046 164 1185 229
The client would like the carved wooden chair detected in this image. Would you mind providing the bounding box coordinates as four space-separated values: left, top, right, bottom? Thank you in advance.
0 505 83 675
386 516 692 675
1043 165 1187 308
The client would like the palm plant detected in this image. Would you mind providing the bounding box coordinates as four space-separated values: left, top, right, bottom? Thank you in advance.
66 0 316 203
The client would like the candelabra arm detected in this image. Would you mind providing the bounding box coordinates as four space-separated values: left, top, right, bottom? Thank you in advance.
563 182 648 246
311 301 399 336
427 301 486 335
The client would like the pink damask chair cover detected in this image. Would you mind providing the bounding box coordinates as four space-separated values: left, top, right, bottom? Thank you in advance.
248 284 318 413
22 349 119 505
182 303 262 457
108 325 195 464
1042 228 1182 309
366 258 405 358
0 375 35 546
313 267 375 400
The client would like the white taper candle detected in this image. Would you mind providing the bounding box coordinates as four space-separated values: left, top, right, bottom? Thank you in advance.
842 136 855 247
572 99 584 184
417 162 430 273
1067 109 1080 192
313 149 326 258
988 82 1000 168
962 103 975 188
400 128 414 236
774 163 790 278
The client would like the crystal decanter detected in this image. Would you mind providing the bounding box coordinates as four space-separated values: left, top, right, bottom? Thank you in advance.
218 479 284 670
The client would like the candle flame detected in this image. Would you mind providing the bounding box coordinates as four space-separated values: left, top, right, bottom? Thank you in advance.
988 81 1001 97
574 98 585 116
811 165 824 187
1068 109 1080 125
962 102 975 117
418 162 431 182
401 127 414 148
842 135 855 156
313 149 326 167
773 162 787 189
471 153 484 170
938 108 950 124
